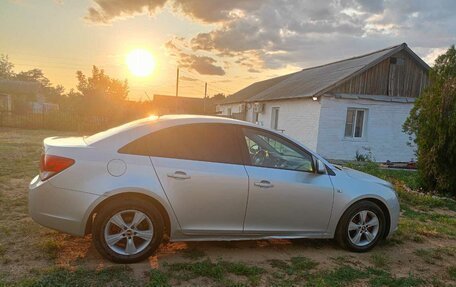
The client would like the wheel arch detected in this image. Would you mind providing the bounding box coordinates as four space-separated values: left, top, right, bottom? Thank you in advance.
336 197 391 239
84 191 172 238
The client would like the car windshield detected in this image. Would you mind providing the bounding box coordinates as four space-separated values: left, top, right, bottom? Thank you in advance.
84 116 158 145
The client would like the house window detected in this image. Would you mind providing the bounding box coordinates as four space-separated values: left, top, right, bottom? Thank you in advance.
344 108 366 138
271 107 279 130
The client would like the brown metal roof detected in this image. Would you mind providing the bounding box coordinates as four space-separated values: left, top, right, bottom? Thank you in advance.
224 43 429 103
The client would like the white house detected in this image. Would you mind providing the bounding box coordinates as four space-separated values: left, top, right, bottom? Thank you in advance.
217 43 429 162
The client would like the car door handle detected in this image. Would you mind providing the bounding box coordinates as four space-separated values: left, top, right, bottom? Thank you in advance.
254 180 274 188
167 171 191 180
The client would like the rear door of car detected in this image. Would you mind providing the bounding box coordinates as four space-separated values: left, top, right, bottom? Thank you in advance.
144 123 248 234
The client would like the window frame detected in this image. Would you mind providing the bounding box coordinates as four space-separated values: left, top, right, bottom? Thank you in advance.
234 125 316 174
344 108 367 140
118 123 244 165
271 107 280 130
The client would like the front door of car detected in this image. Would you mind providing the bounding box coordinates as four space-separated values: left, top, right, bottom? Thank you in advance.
148 123 248 234
239 127 334 234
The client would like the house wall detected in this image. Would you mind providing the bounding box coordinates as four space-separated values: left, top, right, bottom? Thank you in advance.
316 96 416 162
217 103 246 119
250 98 322 151
329 50 428 98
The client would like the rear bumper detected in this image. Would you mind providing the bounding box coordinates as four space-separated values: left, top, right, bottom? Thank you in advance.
29 175 100 236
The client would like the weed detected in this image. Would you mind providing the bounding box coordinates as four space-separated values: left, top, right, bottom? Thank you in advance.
166 259 264 285
306 265 368 287
414 247 456 264
268 257 318 277
39 239 62 260
368 269 423 287
370 253 390 269
147 269 170 287
448 266 456 280
22 266 138 287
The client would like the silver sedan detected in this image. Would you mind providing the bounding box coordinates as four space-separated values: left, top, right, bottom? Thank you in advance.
29 115 400 263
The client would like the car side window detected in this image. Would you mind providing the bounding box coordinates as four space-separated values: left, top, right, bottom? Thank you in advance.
119 123 243 165
242 127 314 172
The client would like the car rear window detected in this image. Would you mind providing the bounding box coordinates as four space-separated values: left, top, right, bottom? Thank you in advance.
84 116 158 145
119 123 243 165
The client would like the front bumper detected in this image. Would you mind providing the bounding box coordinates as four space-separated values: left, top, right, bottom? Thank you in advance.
29 175 100 236
386 194 401 238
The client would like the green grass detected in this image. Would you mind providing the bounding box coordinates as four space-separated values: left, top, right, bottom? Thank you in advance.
148 269 170 287
345 162 456 243
13 266 138 287
370 253 390 269
165 259 265 286
343 162 421 190
367 269 424 287
305 265 423 287
39 239 62 260
268 256 319 276
414 247 456 264
448 266 456 280
306 265 368 286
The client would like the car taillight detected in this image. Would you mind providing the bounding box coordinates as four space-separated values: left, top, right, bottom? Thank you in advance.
40 154 75 181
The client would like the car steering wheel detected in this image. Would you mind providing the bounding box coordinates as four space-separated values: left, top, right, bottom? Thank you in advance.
252 149 267 165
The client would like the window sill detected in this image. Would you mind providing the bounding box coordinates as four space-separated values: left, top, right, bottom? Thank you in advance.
342 137 368 142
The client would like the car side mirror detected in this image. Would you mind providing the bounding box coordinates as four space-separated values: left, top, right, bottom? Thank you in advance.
316 159 327 174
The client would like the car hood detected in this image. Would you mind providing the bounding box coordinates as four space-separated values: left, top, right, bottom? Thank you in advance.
339 166 393 188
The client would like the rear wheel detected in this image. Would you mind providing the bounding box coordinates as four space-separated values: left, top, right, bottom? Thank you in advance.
336 200 385 252
92 199 164 263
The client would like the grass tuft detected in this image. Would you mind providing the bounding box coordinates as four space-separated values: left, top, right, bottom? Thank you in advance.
448 266 456 280
20 266 138 287
370 253 390 269
147 269 170 287
414 247 456 264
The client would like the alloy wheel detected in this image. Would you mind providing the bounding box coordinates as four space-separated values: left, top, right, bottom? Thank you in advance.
103 209 154 255
347 210 379 247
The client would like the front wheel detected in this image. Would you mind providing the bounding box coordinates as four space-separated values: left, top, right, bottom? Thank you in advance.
92 199 164 263
335 200 385 252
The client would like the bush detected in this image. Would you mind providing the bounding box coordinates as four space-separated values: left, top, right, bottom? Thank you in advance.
403 45 456 196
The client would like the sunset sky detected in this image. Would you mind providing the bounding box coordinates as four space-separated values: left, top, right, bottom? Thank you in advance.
1 0 455 100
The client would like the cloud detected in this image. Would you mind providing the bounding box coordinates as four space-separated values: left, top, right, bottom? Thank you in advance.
180 76 198 81
85 0 263 23
186 0 456 69
85 0 456 72
178 53 225 75
172 0 263 23
85 0 166 23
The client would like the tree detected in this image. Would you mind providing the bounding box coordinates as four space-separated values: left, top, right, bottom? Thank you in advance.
76 66 129 117
0 54 15 79
210 93 226 101
403 45 456 195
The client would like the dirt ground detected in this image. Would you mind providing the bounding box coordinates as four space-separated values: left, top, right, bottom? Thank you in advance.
0 128 455 286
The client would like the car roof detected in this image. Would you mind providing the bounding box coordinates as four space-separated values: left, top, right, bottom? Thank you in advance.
84 114 255 145
156 114 252 126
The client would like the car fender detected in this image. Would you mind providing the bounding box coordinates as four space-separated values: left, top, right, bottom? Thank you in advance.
81 186 181 236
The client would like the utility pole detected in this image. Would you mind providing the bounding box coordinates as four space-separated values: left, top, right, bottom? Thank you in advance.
175 67 179 113
203 82 207 114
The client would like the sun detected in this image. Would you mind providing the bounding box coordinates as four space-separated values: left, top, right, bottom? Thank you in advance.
126 48 156 77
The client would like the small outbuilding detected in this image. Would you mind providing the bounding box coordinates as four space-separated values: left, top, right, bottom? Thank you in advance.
217 43 429 162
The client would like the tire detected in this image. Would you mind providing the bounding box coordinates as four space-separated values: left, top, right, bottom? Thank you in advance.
335 200 385 252
92 199 164 263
